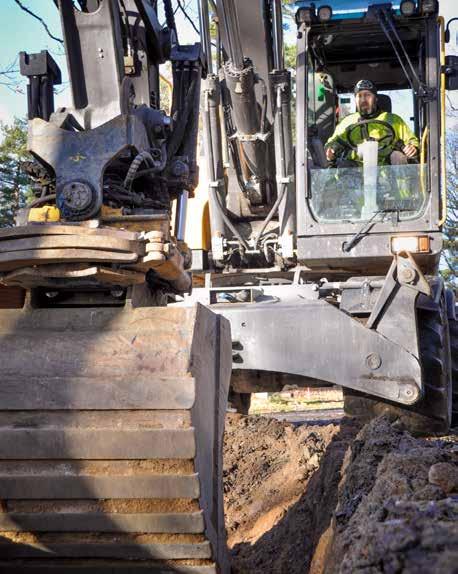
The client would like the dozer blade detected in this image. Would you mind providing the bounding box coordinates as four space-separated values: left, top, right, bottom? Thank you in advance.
0 303 231 573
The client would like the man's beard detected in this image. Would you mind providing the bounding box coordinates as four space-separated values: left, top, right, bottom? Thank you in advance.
358 103 376 118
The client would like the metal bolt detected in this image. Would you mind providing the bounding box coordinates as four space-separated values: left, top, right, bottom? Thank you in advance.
366 353 382 370
61 181 93 212
400 384 420 403
171 160 188 178
45 291 59 299
110 289 125 299
399 266 416 284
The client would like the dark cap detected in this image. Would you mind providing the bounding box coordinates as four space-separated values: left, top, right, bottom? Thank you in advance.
354 79 377 95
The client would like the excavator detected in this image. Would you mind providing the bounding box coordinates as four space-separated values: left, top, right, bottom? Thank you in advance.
0 0 456 572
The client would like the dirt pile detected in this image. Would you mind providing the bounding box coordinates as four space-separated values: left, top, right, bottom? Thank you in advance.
318 417 458 574
223 413 361 573
223 413 458 574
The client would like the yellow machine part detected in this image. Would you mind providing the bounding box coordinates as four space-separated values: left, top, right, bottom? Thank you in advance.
28 206 60 223
0 302 232 573
184 173 211 252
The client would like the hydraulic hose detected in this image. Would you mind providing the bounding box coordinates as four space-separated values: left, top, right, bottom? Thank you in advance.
28 194 57 208
124 148 166 191
202 75 249 251
210 185 250 251
167 75 199 159
255 76 294 249
163 0 178 43
253 182 288 247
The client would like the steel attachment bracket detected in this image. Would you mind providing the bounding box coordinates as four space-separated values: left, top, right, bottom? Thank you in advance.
367 252 431 358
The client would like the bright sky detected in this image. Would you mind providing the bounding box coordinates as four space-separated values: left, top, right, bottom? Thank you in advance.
0 0 456 124
0 1 65 122
0 0 201 123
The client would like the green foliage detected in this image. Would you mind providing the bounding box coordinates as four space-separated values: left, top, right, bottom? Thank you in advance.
284 43 297 71
160 62 173 115
281 0 296 22
283 43 297 138
0 118 31 228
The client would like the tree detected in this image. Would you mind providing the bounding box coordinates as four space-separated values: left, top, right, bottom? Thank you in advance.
281 0 296 25
284 43 296 71
442 130 458 288
0 118 31 228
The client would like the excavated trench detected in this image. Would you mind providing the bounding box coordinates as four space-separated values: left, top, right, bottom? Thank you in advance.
223 413 458 574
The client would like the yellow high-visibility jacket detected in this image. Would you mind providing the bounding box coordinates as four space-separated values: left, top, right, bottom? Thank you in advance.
325 111 419 164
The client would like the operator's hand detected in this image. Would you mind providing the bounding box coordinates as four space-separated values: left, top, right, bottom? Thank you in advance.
326 147 336 162
402 144 418 159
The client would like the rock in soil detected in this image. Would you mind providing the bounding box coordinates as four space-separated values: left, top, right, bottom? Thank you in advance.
223 413 458 574
428 462 458 494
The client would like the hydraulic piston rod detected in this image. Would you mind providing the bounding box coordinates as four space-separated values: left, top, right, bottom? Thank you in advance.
215 0 244 70
215 0 268 204
271 0 295 257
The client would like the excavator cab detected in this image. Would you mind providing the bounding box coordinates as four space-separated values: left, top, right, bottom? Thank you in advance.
296 0 447 275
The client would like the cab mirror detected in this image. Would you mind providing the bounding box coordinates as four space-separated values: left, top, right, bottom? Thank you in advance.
445 55 458 91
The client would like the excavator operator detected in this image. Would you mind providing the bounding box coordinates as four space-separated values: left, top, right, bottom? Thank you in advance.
324 80 419 167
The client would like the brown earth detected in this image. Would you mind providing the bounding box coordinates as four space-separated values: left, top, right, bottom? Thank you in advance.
223 413 458 574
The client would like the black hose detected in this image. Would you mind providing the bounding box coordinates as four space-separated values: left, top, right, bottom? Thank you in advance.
253 182 288 246
27 194 56 208
254 80 291 248
228 139 248 194
133 168 168 181
215 12 222 69
167 73 199 159
180 71 201 164
124 147 166 191
210 186 250 251
163 0 178 42
107 189 142 206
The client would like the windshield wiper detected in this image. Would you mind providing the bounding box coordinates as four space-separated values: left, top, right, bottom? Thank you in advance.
342 208 403 253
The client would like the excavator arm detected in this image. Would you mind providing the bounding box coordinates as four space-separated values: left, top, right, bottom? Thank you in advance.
0 3 232 572
8 0 203 297
199 0 296 262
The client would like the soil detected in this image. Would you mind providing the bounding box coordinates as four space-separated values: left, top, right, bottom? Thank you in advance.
223 413 458 574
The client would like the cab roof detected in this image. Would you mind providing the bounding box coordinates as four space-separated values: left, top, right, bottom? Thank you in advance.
295 1 412 20
309 15 426 92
